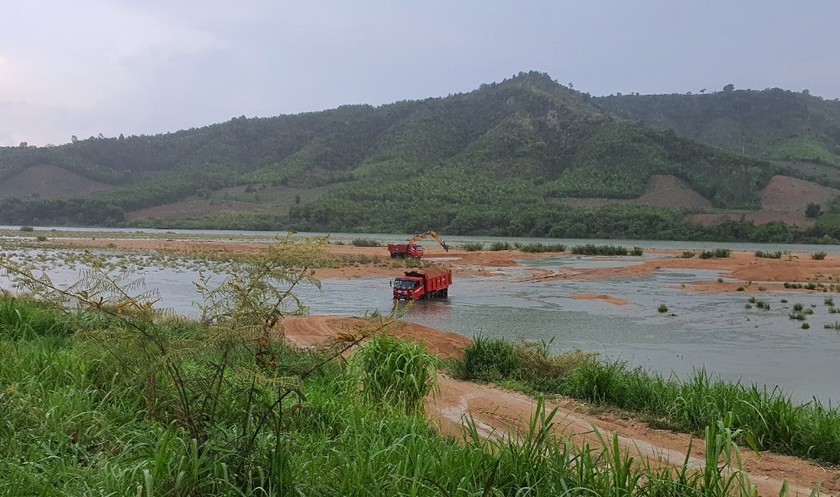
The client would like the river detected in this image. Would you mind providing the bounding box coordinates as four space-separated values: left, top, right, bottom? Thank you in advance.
2 227 839 404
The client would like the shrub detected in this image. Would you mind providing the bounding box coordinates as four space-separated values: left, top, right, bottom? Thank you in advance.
455 336 520 381
570 244 634 256
519 243 566 253
657 304 668 313
812 252 828 260
681 250 695 258
19 225 34 232
489 241 512 251
351 238 380 247
754 250 783 259
699 248 732 259
461 241 484 251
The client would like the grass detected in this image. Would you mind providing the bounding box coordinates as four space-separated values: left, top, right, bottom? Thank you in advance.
453 337 840 467
0 302 790 496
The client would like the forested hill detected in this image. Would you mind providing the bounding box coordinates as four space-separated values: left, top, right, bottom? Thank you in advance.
1 72 839 242
594 88 840 169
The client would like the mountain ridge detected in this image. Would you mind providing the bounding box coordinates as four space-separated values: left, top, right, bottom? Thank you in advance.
2 71 840 242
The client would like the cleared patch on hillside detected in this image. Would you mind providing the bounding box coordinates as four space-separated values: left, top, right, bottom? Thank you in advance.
125 183 333 221
688 175 840 227
0 164 114 199
558 174 713 210
125 199 265 221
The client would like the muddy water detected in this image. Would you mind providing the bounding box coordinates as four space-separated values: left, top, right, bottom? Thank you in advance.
310 256 840 404
2 244 839 404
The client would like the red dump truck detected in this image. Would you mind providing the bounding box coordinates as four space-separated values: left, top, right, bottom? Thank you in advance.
387 243 425 259
387 231 450 259
392 267 452 300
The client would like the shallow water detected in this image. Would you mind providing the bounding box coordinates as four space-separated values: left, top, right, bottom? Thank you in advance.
2 236 839 404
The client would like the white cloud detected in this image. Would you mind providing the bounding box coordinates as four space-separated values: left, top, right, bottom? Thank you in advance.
1 1 839 147
0 1 222 112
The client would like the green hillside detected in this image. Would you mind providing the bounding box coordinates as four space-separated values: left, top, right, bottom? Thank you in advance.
0 72 831 241
594 88 840 169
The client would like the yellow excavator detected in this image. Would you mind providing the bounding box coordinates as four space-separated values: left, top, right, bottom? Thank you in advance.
387 231 450 258
407 231 450 251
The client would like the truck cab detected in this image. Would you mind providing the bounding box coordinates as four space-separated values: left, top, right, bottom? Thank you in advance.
392 276 424 300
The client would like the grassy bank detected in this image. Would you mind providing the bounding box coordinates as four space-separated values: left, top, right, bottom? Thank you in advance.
1 296 788 496
454 336 840 466
0 233 823 495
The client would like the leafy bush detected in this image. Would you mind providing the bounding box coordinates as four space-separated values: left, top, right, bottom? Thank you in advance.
461 241 484 251
454 337 595 392
657 304 668 313
571 244 631 256
812 251 828 260
681 250 695 258
754 250 782 259
351 238 381 247
699 248 731 259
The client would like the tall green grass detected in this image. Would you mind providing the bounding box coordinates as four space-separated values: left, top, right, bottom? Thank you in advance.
454 337 840 467
353 335 438 414
1 301 795 496
563 362 840 465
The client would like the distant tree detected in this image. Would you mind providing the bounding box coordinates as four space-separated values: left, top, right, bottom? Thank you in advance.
295 194 301 205
18 141 27 148
806 202 822 218
723 83 735 92
119 133 125 140
71 135 78 143
700 88 706 94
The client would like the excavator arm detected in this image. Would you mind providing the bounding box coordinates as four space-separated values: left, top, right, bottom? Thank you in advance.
407 231 450 252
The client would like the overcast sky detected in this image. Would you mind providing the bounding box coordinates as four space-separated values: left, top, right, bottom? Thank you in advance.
2 1 838 147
